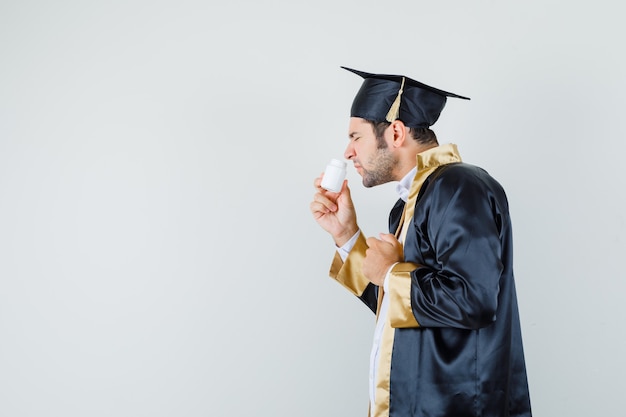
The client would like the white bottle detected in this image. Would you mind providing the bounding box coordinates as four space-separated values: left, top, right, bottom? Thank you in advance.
321 158 347 193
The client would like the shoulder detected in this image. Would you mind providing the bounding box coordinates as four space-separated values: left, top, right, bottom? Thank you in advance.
425 162 507 199
430 162 493 185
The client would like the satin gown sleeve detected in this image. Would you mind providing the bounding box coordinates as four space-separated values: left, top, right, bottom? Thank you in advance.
387 164 507 329
329 231 379 313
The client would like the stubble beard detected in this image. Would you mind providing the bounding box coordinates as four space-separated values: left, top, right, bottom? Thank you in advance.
361 146 397 188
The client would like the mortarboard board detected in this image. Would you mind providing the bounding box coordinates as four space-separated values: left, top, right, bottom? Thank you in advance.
342 66 470 129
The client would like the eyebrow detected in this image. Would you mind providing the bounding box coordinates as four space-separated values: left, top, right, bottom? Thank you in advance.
348 131 360 139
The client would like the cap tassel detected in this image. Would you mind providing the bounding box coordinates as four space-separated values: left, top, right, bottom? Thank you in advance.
385 77 405 122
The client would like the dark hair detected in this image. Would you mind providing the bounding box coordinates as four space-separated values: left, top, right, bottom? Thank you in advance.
366 120 438 147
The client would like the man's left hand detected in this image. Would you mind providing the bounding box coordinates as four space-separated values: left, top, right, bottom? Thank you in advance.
363 233 403 286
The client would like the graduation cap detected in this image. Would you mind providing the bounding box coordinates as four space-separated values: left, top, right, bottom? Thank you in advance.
342 66 470 128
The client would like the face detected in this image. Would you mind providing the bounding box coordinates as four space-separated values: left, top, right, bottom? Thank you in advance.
344 118 397 188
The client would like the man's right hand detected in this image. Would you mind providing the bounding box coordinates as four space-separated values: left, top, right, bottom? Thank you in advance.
310 174 359 247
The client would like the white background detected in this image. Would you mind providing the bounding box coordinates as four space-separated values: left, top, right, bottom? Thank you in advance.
1 1 625 416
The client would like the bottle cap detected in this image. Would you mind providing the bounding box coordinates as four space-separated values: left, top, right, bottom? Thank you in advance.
329 159 347 168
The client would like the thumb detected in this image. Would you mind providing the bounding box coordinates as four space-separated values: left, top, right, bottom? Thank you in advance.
340 179 350 195
338 180 353 203
379 233 400 245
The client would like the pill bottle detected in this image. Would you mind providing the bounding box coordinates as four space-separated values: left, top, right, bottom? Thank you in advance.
320 159 347 193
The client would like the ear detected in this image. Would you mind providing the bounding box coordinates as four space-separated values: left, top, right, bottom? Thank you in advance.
389 120 407 148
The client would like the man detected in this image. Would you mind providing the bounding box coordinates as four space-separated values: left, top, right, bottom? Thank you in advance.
310 67 532 417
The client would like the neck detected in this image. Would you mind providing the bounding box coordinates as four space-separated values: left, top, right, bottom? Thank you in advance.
395 143 438 180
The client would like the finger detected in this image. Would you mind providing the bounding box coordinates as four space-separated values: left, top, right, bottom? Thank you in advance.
337 180 355 207
310 199 332 215
338 179 351 197
340 179 348 192
312 193 338 212
313 174 324 189
309 200 330 216
365 236 382 248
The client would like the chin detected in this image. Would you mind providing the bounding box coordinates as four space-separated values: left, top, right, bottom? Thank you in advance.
362 179 378 188
363 177 392 188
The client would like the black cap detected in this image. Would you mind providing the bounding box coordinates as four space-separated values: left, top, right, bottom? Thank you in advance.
342 66 470 128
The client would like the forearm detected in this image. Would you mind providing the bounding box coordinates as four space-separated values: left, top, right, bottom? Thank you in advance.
329 231 378 313
329 231 369 296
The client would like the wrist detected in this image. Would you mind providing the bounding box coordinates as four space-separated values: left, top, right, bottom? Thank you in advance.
334 226 359 247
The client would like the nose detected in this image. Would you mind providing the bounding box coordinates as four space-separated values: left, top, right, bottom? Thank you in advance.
344 142 355 160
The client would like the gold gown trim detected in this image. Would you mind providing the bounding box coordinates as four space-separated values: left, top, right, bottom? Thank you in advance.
387 262 421 328
329 231 370 297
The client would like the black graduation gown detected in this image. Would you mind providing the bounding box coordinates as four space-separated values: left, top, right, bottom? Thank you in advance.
329 152 532 417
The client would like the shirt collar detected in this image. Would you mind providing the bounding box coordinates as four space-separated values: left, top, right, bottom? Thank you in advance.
396 166 416 202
